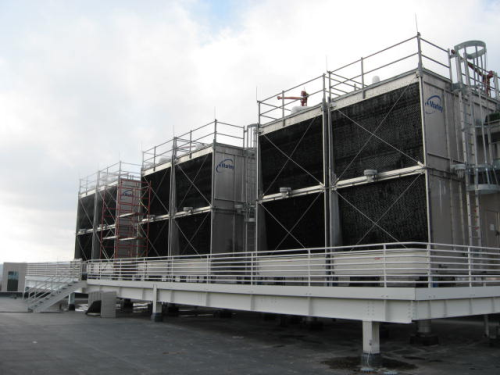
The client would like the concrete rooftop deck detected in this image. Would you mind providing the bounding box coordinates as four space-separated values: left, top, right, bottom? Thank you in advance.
0 296 499 375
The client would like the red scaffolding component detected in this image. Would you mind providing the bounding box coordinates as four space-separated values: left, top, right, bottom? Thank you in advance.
99 179 151 259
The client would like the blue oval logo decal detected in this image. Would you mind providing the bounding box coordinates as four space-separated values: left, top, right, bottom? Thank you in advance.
425 95 443 115
121 189 134 197
216 158 235 173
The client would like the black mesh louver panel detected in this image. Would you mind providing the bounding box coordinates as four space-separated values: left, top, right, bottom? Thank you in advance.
147 220 169 257
143 168 171 216
338 175 428 246
260 115 323 194
175 154 212 211
332 83 423 180
176 213 211 255
76 195 95 230
74 233 92 260
262 193 325 250
96 187 117 226
99 229 115 259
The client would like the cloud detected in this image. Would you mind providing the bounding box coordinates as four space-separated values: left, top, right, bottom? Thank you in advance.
0 0 499 262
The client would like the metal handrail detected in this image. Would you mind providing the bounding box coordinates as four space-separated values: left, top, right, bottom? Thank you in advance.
142 120 245 170
24 243 500 288
79 162 142 194
81 242 500 288
26 260 83 279
258 33 500 125
25 276 81 311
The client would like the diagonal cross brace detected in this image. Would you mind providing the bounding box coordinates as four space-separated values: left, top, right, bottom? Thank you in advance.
335 76 422 183
262 117 324 196
176 154 212 209
354 173 423 246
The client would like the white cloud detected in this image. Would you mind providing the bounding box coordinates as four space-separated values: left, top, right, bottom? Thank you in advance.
0 0 499 262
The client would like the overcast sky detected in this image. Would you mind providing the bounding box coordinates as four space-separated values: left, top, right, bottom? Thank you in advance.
0 0 499 263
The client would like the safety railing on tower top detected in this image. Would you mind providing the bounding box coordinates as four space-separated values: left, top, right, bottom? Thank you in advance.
84 242 500 288
142 120 245 171
258 34 500 125
79 162 142 195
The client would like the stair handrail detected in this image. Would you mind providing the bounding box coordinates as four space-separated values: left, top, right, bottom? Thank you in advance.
26 276 76 309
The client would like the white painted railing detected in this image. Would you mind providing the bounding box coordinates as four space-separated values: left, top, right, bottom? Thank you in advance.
27 260 83 280
84 243 500 288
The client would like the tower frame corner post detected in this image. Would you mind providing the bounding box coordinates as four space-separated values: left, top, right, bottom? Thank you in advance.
324 81 341 248
322 79 330 248
417 65 433 244
91 171 102 260
210 144 217 256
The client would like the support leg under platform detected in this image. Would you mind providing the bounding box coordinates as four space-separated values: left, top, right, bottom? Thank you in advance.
151 302 163 322
410 320 439 346
151 285 163 322
361 321 382 368
68 292 76 311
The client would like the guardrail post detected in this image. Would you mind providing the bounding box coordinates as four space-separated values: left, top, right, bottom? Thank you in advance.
417 32 423 76
360 57 365 98
468 246 472 287
308 248 311 287
281 90 285 126
383 244 387 287
257 101 261 125
214 119 218 144
251 253 254 286
427 243 432 288
206 255 210 284
494 73 499 100
168 258 172 282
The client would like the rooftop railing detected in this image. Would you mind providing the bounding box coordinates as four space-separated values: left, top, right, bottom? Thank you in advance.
83 242 500 288
258 34 499 125
26 260 83 280
142 120 245 171
79 162 142 195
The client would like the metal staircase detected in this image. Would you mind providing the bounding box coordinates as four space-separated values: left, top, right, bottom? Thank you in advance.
451 40 500 247
25 277 86 313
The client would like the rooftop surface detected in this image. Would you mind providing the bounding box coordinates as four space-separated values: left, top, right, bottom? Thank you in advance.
0 296 499 375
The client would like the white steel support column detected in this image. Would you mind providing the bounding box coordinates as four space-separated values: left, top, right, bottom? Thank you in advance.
410 319 439 345
68 292 76 311
483 315 490 337
361 321 382 367
417 319 432 335
151 284 162 322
